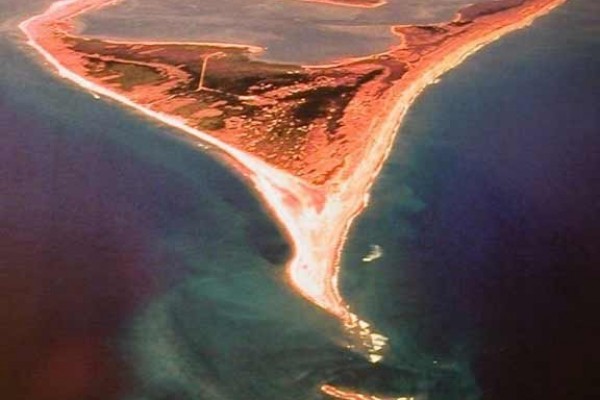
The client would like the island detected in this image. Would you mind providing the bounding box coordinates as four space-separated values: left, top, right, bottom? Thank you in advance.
19 0 567 398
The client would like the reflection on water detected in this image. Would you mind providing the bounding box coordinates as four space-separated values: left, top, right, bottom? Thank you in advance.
80 0 469 63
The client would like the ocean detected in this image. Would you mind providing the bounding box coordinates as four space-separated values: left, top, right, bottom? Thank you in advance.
1 3 367 400
1 0 598 399
341 0 599 398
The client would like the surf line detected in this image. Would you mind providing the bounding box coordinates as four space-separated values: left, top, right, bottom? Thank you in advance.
19 0 568 396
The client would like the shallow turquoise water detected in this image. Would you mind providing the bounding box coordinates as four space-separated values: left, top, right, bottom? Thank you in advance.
1 3 367 400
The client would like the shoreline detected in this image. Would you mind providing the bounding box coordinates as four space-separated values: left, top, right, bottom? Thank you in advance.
298 0 387 9
18 0 566 397
19 0 353 323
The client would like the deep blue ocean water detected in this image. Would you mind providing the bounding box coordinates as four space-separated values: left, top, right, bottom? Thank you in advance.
1 0 598 399
341 0 599 398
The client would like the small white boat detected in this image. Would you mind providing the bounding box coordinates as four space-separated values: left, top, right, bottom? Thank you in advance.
362 244 383 263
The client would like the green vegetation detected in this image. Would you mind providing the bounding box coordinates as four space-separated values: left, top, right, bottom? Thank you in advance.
197 116 225 131
103 61 164 91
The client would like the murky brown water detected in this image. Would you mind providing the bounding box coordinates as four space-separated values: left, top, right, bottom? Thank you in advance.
80 0 470 63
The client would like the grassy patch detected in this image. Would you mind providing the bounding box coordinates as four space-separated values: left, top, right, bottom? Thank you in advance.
197 116 225 131
104 61 164 91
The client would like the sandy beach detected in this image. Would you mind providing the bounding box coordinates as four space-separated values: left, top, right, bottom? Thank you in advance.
298 0 387 9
